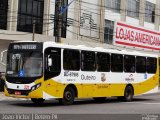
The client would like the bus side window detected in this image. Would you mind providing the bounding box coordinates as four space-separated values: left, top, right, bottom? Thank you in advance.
147 57 157 74
63 49 80 71
124 55 135 73
111 54 123 72
44 47 61 80
97 52 110 72
81 51 96 71
136 56 146 73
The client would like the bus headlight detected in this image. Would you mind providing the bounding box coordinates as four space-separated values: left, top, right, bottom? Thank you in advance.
31 83 41 91
31 86 36 91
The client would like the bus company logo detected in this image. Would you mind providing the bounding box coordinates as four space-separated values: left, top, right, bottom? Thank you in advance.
101 73 106 82
125 74 134 82
81 74 96 81
129 74 133 78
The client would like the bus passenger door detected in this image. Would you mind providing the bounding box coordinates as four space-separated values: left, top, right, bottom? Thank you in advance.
44 47 61 81
44 47 62 97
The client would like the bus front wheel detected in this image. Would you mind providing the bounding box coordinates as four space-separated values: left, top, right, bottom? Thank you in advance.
59 87 75 105
31 98 45 104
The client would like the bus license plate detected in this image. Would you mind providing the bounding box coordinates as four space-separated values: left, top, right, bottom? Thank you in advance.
15 91 21 95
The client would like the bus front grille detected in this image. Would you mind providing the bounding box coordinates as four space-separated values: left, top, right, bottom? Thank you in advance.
7 88 30 96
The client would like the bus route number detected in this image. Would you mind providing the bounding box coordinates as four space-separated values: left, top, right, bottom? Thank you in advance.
64 71 79 77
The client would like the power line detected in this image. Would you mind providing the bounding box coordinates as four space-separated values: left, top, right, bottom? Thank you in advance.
0 16 159 53
0 13 158 38
0 0 159 18
0 1 159 37
0 8 159 39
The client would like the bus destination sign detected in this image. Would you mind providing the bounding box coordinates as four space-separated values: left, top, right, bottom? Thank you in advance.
9 43 43 51
13 44 37 50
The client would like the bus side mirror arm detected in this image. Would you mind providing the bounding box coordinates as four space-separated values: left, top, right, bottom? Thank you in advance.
0 49 7 66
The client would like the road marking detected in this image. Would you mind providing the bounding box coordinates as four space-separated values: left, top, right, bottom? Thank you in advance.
123 102 160 105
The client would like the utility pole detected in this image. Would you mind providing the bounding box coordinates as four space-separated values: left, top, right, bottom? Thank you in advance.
55 0 62 43
32 20 36 41
54 0 72 42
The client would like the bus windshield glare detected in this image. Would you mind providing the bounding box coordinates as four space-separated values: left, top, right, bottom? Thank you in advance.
6 52 42 77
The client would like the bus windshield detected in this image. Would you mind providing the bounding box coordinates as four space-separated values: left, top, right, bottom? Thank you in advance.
6 52 42 77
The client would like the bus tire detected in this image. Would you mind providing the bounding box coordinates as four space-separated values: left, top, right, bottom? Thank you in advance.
59 87 75 105
31 98 45 104
118 85 134 102
124 85 134 102
93 97 106 102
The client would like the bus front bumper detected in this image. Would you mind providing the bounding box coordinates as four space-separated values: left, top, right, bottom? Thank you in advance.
4 86 43 99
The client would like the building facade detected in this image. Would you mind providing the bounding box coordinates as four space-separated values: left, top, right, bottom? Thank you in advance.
0 0 160 72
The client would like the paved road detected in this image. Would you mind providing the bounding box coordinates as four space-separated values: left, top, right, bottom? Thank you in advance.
0 93 160 120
